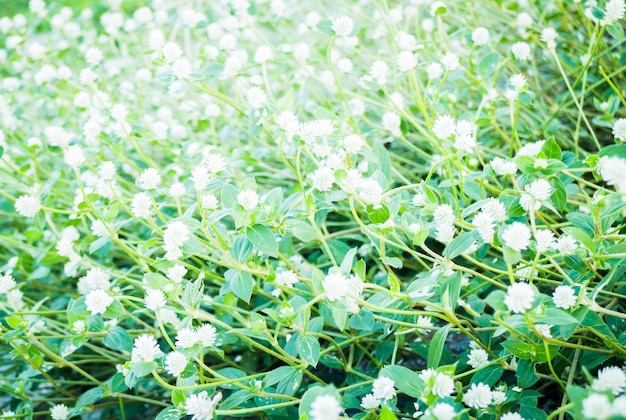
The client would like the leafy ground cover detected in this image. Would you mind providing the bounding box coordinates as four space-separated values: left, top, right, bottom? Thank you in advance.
1 0 626 419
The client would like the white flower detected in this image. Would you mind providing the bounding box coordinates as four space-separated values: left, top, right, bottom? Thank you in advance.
176 327 198 349
85 289 114 315
382 112 401 136
237 189 259 211
370 60 389 85
492 390 507 405
15 195 41 218
436 223 456 244
131 192 152 218
0 274 16 294
185 391 222 420
322 272 349 301
310 394 342 420
502 222 531 251
138 168 161 190
429 403 456 420
535 229 555 253
132 334 163 363
332 16 353 37
358 179 384 209
473 212 495 243
397 51 418 72
164 351 188 377
201 193 219 210
167 265 187 283
50 404 70 420
172 58 192 79
540 28 558 50
463 382 492 409
360 393 380 410
612 396 626 416
204 153 226 174
597 156 626 193
426 62 443 79
441 52 459 72
433 115 456 140
471 27 490 46
511 42 531 60
501 414 525 420
509 74 527 92
197 323 217 347
77 268 111 295
246 87 267 109
420 369 455 398
504 282 535 313
254 46 273 63
467 348 489 368
517 12 532 27
613 118 626 141
492 157 517 176
603 0 625 25
145 289 166 311
343 134 364 154
372 377 395 400
593 366 626 395
275 270 298 288
162 42 182 62
85 47 103 66
520 179 553 212
582 393 611 420
552 285 577 309
64 145 86 167
554 235 578 255
311 167 335 192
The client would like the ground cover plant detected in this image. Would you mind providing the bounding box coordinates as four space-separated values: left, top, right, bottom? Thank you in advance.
1 0 626 419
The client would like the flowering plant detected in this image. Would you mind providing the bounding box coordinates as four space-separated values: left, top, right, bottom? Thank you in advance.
1 0 626 419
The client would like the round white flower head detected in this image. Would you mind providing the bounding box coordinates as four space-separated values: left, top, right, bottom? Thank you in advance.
50 404 70 420
429 403 456 420
360 393 380 410
197 323 217 347
492 157 518 176
613 118 626 142
592 366 626 395
582 393 611 420
85 46 103 66
473 212 495 243
311 167 335 192
332 16 353 37
441 52 459 72
463 382 492 409
535 324 552 338
612 396 626 416
372 376 396 400
433 204 455 225
397 51 418 72
502 222 531 251
482 198 507 223
176 327 199 349
246 87 267 109
131 192 152 218
322 271 349 301
201 193 219 210
310 394 342 420
554 235 578 255
85 289 114 315
167 265 187 283
552 285 577 309
501 413 525 420
237 189 259 211
370 60 389 85
164 351 188 377
163 221 190 250
382 112 401 136
467 348 489 368
163 42 182 62
540 27 558 50
64 145 86 167
509 74 527 92
597 155 626 193
0 274 16 294
492 390 507 405
275 270 298 288
603 0 626 25
131 334 163 363
433 115 456 140
185 391 222 420
138 168 161 190
145 289 166 311
254 46 273 64
427 62 444 80
432 372 455 398
471 27 490 46
535 229 555 253
511 42 531 60
15 195 41 218
343 134 364 154
504 282 535 313
358 178 384 209
172 58 192 79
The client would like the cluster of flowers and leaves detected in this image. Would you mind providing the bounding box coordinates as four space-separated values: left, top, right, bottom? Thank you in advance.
1 0 626 419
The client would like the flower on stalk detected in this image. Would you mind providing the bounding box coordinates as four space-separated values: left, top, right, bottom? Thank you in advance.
310 394 342 420
463 382 492 409
372 376 396 401
503 282 535 313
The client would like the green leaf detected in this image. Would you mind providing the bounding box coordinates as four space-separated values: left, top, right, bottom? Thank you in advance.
349 309 374 331
297 335 320 366
144 273 169 290
381 365 423 398
103 298 125 319
366 204 390 223
470 365 504 386
104 326 132 352
540 137 562 160
155 407 183 420
443 231 475 259
381 256 402 269
503 247 522 265
502 339 532 359
380 405 399 420
478 52 499 79
517 359 539 388
441 272 462 310
246 224 278 258
76 387 105 409
427 324 452 368
286 219 317 242
540 308 579 326
372 142 392 183
316 20 334 35
224 269 254 304
230 235 253 263
220 390 255 410
413 229 429 246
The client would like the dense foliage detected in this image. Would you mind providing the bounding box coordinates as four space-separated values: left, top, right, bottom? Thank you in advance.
1 0 626 419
